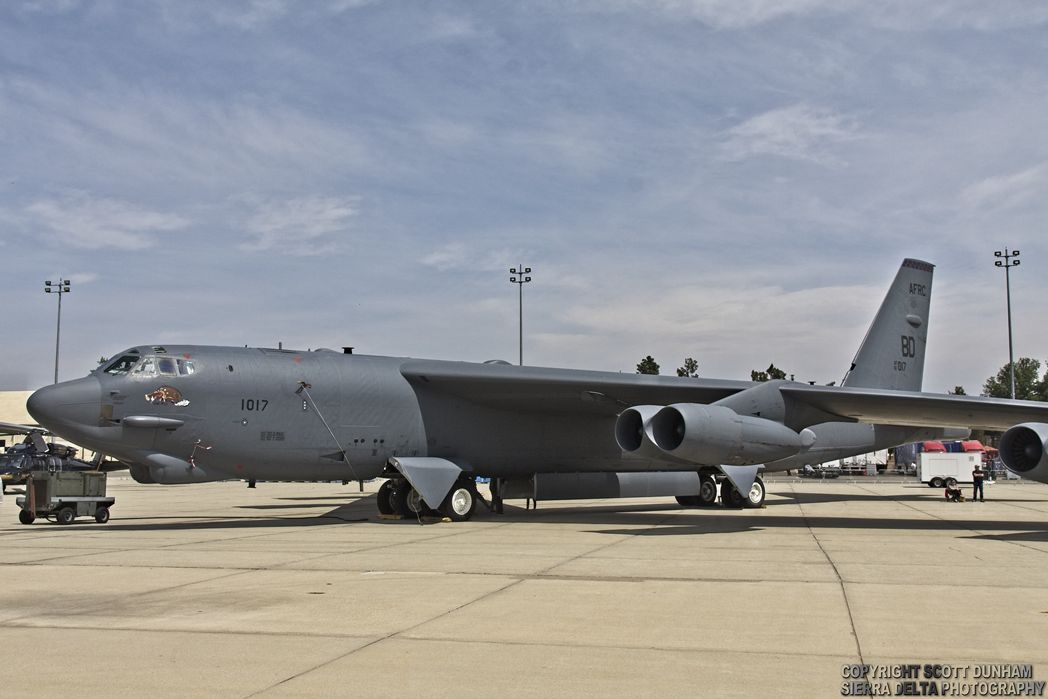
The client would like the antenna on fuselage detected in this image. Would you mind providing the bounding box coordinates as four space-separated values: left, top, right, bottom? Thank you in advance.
296 381 357 480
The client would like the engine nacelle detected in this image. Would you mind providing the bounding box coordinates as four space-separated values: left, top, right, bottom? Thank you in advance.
650 403 815 466
998 423 1048 484
141 453 230 484
615 405 661 452
128 464 156 484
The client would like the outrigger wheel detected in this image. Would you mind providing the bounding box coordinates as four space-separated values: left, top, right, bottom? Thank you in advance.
440 479 478 522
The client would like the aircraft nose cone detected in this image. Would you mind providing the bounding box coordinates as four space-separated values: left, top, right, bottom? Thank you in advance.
27 377 103 433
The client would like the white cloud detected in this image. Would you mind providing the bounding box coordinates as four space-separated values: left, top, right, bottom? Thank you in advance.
420 243 528 274
586 0 833 29
862 1 1048 32
427 14 485 42
420 243 471 271
68 272 100 284
958 165 1046 211
721 104 862 164
594 0 1048 30
239 195 358 255
655 0 832 28
21 192 190 250
17 0 81 15
4 78 374 191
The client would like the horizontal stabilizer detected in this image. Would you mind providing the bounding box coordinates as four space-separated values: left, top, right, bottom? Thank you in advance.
782 384 1048 431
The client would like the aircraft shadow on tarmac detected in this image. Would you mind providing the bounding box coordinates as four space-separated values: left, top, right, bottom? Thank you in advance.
774 490 1048 505
584 516 1048 542
78 490 1048 544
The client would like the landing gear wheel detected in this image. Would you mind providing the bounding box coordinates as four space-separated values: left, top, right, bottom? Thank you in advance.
94 507 110 524
376 480 396 515
401 487 427 518
675 495 700 507
57 507 75 525
18 509 34 525
721 483 746 508
390 483 410 516
441 481 477 522
743 477 766 508
698 475 718 507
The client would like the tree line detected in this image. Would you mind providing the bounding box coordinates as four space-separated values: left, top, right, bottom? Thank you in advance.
634 354 1048 400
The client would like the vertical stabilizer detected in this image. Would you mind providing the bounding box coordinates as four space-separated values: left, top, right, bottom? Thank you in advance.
842 259 933 391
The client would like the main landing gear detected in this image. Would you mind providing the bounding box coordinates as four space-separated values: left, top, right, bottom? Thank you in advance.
677 474 765 509
376 477 479 522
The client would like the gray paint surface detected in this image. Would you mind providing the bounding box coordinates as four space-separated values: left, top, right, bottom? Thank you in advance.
22 259 1048 503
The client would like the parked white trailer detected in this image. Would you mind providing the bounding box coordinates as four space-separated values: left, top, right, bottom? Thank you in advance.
919 452 982 488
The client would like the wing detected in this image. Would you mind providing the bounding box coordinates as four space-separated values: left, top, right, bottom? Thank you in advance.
781 384 1048 431
399 360 752 414
400 359 1048 430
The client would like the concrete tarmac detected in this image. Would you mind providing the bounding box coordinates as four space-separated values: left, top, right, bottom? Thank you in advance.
1 478 1047 697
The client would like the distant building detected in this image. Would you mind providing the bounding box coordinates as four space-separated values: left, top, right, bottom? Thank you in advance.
0 390 89 457
0 391 34 449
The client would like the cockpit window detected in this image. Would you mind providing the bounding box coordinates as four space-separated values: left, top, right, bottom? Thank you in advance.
129 355 195 378
104 354 141 376
131 357 157 377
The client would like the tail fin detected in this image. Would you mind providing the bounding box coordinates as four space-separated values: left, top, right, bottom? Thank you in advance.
841 258 933 392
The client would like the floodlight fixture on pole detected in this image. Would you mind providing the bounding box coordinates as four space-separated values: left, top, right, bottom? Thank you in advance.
509 265 532 366
44 277 72 385
993 248 1020 399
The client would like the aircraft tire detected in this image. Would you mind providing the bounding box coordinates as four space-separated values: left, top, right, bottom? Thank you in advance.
389 483 410 517
397 487 427 518
743 477 766 508
376 480 396 515
721 483 746 508
441 481 477 522
57 507 76 525
94 507 110 524
18 509 34 525
675 495 697 507
698 476 718 506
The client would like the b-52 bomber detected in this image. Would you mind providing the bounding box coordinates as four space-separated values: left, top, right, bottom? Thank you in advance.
25 259 1048 521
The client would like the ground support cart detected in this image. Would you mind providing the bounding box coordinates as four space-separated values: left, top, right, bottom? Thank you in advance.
15 471 114 525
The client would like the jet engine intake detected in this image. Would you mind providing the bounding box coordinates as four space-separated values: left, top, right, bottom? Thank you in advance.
128 464 156 484
998 423 1048 483
651 403 815 466
615 405 661 452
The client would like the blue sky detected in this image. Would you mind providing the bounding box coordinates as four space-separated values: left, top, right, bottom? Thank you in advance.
2 0 1047 394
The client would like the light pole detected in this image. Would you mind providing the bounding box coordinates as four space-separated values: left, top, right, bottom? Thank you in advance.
993 248 1020 399
44 277 71 384
509 265 532 366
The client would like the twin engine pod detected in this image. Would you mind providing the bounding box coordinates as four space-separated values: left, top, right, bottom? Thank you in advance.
999 423 1048 483
616 403 816 466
